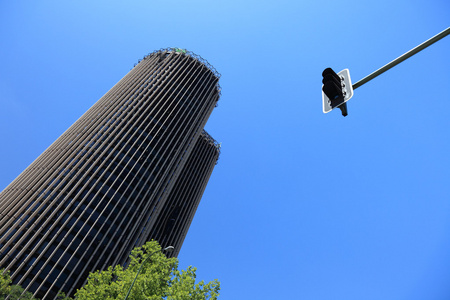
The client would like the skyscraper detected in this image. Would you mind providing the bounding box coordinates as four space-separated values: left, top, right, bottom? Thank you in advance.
0 48 221 299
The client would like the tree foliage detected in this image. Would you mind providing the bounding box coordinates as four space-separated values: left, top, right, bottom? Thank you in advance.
1 269 38 300
74 241 220 300
1 241 219 300
0 269 12 298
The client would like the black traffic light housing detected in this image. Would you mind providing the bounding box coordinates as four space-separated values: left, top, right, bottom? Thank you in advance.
322 68 348 116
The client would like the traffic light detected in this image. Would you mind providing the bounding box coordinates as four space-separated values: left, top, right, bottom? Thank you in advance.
322 68 353 117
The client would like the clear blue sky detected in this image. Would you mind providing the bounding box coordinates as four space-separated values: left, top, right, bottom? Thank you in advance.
1 1 449 299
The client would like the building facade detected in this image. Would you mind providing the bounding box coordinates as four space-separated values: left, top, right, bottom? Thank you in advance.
0 48 221 299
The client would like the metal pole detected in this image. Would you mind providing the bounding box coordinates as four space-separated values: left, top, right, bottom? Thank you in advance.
352 27 450 90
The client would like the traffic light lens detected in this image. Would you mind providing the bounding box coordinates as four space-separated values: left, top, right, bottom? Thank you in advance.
322 74 341 86
322 81 342 100
322 68 341 80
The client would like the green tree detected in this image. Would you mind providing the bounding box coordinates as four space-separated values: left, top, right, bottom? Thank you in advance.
74 241 220 300
0 269 12 298
7 285 38 300
1 269 38 300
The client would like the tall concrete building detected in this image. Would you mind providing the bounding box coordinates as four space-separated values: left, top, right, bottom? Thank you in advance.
0 48 221 299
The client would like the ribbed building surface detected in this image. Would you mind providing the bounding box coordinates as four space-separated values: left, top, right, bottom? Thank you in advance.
0 48 221 299
149 130 219 258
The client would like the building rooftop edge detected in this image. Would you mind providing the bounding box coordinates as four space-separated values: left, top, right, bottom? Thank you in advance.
201 129 221 159
134 48 222 99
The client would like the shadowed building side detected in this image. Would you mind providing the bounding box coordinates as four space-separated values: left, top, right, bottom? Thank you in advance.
0 48 221 299
147 130 220 258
